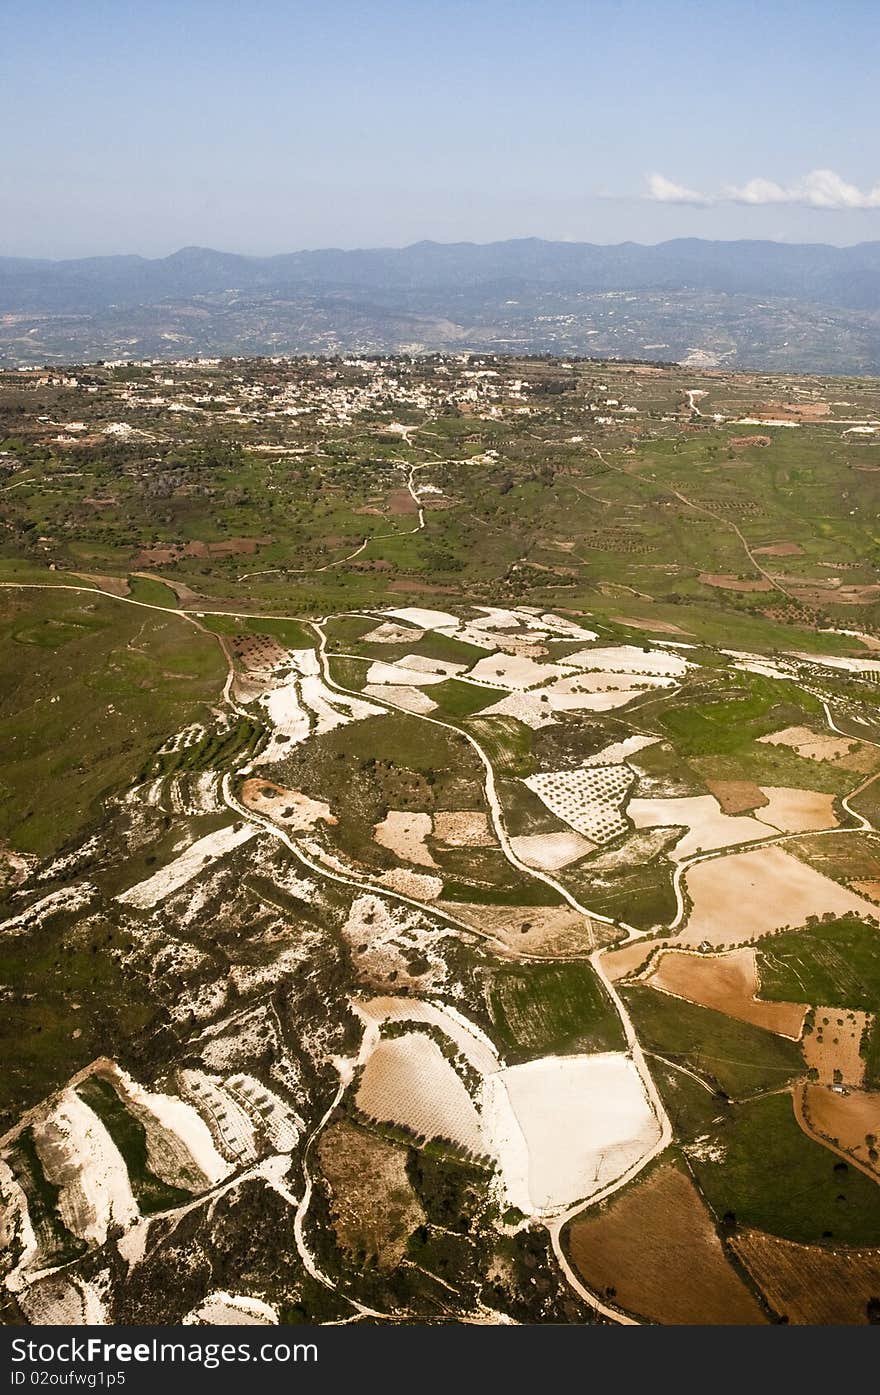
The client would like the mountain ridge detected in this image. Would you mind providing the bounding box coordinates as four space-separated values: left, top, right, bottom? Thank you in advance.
2 237 879 372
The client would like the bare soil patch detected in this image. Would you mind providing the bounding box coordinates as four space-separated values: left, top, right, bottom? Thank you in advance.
600 939 659 982
753 541 803 557
646 947 806 1038
373 810 437 867
627 792 769 861
758 724 870 769
231 633 288 674
803 1084 880 1175
73 573 131 597
441 901 609 956
388 579 460 595
608 615 691 635
387 488 419 515
731 1227 880 1324
355 1031 483 1154
755 787 838 834
564 1162 767 1325
680 845 880 948
802 1008 869 1086
758 401 830 421
510 830 596 870
432 810 495 847
135 537 271 565
239 778 336 833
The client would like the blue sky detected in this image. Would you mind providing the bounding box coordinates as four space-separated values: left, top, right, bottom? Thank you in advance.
3 0 879 257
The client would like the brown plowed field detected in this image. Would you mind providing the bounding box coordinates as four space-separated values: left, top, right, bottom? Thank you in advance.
731 1227 880 1324
646 947 806 1039
564 1162 767 1325
803 1084 880 1174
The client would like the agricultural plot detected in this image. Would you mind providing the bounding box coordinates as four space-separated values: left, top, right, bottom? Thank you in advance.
564 1162 767 1325
626 793 771 861
508 830 595 870
523 765 634 843
316 1120 425 1270
801 1008 868 1086
486 961 625 1061
621 984 804 1097
355 1031 485 1156
802 1084 880 1174
483 1054 662 1216
688 1092 880 1247
645 948 807 1038
731 1228 880 1325
679 845 880 947
756 917 880 1012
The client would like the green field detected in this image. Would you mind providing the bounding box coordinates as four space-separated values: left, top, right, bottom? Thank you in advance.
757 917 880 1013
689 1092 880 1246
430 679 499 720
622 984 805 1097
440 877 563 907
127 575 178 608
0 589 225 855
200 612 316 649
486 961 625 1061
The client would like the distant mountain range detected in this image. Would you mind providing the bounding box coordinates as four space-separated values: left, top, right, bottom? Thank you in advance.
3 237 880 372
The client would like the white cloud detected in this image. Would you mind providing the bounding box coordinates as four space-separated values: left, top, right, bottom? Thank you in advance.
646 173 713 206
646 168 880 210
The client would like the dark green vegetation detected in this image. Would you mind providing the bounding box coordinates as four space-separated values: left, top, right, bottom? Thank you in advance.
429 679 499 720
140 716 267 779
651 673 864 796
486 961 625 1061
265 711 486 868
467 717 534 778
657 674 821 757
757 917 880 1013
651 1058 734 1144
690 1092 880 1247
305 1128 588 1322
0 907 157 1127
565 834 679 932
622 984 804 1098
127 575 177 608
441 878 562 906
